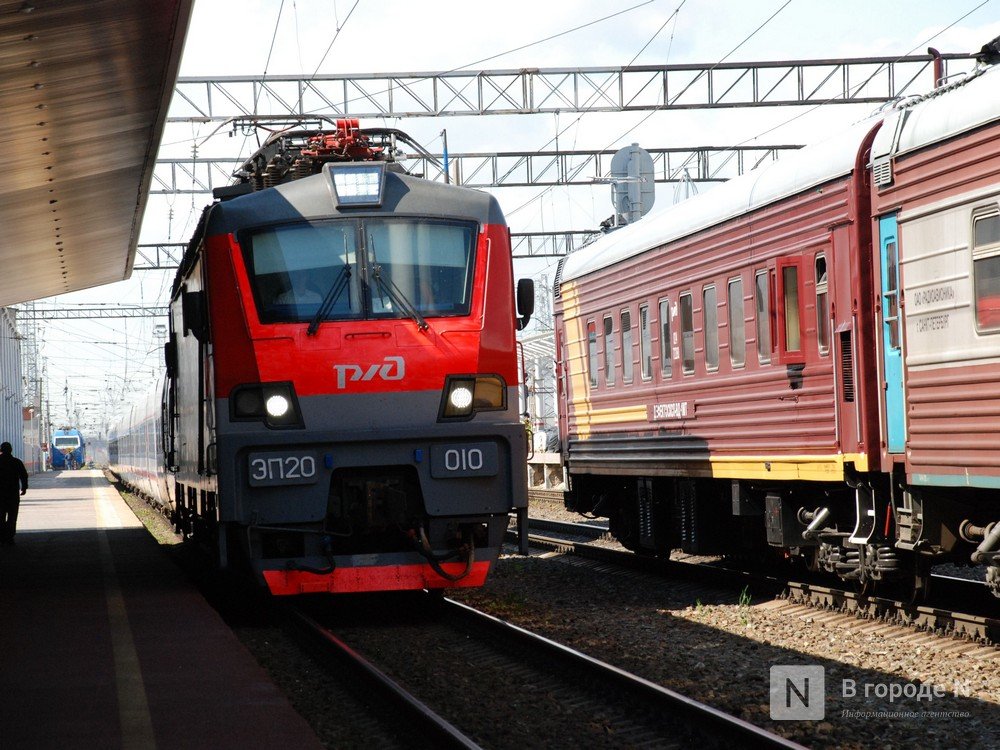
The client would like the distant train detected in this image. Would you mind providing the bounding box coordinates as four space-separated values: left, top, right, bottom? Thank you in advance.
555 40 1000 601
110 119 533 595
50 428 85 470
108 381 169 507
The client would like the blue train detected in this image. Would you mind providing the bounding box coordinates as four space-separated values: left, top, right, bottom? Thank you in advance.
50 428 85 470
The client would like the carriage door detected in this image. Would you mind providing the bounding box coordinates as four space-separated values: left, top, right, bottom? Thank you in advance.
879 214 906 453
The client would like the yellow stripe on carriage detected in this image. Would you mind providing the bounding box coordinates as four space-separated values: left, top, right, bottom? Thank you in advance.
705 452 870 481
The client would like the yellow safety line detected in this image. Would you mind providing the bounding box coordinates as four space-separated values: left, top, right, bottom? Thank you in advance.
92 478 157 750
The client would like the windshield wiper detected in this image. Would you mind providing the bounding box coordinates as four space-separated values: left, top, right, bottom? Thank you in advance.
369 237 428 331
306 263 352 336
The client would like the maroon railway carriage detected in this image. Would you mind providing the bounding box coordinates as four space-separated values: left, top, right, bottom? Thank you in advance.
162 122 533 595
869 58 1000 596
555 51 1000 599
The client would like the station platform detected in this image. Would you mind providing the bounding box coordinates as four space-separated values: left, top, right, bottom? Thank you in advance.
0 469 323 749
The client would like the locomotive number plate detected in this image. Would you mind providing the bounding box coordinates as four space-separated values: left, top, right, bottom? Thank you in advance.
248 451 320 487
430 442 499 478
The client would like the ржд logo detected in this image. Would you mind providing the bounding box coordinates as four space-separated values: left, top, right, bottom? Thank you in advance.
333 356 405 389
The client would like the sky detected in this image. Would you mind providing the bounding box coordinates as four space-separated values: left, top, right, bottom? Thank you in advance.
34 0 1000 435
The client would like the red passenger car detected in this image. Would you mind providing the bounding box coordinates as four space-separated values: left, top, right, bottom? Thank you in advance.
555 44 1000 600
160 121 533 595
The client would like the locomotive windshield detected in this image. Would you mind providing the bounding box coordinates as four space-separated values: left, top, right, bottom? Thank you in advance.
53 436 80 448
244 218 476 324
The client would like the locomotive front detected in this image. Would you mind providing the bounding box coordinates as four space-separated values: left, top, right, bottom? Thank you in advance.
167 141 531 595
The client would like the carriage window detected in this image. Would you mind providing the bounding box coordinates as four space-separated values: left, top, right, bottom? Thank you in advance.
587 321 598 388
755 270 771 363
782 265 801 353
973 211 1000 333
621 310 634 383
885 243 900 349
728 278 745 367
603 316 615 386
659 299 672 378
680 293 695 374
815 254 830 354
639 305 652 380
703 286 719 370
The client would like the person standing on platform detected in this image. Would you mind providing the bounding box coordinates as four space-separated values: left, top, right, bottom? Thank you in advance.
0 442 28 546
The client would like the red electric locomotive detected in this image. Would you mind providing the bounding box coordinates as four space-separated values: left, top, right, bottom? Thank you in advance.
555 42 1000 600
163 119 533 595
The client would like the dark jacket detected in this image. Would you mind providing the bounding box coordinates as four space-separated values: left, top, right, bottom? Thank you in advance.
0 453 28 496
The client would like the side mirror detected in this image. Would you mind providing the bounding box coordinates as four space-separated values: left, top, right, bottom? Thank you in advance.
182 290 208 342
163 336 178 377
516 278 535 331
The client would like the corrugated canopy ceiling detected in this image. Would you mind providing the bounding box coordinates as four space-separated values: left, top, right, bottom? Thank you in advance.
0 0 194 305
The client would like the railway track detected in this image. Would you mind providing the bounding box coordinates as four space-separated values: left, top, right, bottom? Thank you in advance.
287 594 802 749
283 604 479 749
511 518 1000 644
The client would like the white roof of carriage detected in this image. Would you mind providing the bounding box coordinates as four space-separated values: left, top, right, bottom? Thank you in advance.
560 117 881 283
872 61 1000 161
561 61 1000 285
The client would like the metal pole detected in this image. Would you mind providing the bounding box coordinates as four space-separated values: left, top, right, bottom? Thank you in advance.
440 129 450 184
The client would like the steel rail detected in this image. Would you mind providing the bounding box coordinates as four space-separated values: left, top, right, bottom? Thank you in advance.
284 606 483 750
514 531 1000 643
442 597 805 749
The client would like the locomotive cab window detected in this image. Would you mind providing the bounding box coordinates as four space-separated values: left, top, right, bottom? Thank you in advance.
366 219 476 318
246 222 362 323
242 218 477 324
973 210 1000 333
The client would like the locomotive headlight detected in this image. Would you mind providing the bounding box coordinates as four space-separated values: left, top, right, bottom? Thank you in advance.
230 382 303 429
234 389 263 417
448 385 474 411
265 394 290 418
440 375 507 421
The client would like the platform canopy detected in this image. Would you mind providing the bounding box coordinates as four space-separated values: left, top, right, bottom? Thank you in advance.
0 0 194 306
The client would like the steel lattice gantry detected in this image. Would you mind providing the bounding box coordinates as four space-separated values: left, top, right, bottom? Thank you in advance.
168 54 972 122
151 144 802 194
16 305 169 321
